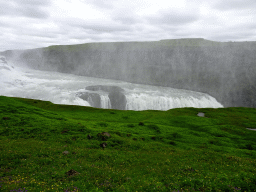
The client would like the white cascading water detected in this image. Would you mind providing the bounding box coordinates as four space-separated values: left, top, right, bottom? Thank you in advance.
100 94 112 109
87 95 95 107
125 93 222 111
0 56 223 110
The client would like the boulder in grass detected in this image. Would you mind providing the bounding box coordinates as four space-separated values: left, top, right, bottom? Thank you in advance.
87 134 92 139
100 142 107 149
62 151 69 155
61 129 69 134
102 137 107 141
246 128 256 131
72 137 77 141
97 132 111 141
66 169 79 177
197 112 205 117
139 122 144 126
101 132 111 137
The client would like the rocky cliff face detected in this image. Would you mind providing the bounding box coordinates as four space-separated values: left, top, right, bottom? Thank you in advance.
78 85 127 110
2 38 256 107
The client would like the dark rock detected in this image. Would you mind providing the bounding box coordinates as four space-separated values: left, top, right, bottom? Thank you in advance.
87 134 92 139
79 128 85 132
66 169 79 177
61 129 69 134
151 137 156 140
101 132 111 137
139 122 144 126
169 141 176 145
97 132 111 141
245 144 253 150
84 85 127 110
181 168 195 172
100 142 107 149
77 92 101 108
108 90 126 110
102 136 107 141
72 137 77 141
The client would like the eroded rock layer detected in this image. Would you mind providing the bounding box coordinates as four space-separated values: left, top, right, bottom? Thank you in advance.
78 85 127 110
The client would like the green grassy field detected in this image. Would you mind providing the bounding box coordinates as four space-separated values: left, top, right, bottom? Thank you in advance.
0 96 256 192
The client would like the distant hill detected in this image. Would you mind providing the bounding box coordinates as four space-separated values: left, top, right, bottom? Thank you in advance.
1 38 256 108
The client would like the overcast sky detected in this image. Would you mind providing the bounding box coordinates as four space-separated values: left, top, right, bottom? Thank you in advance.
1 0 256 52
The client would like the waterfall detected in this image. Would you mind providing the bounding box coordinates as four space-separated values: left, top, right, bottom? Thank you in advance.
125 93 222 111
100 95 111 109
0 57 223 111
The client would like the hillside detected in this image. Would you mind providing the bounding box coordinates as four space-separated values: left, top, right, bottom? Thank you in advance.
1 96 256 191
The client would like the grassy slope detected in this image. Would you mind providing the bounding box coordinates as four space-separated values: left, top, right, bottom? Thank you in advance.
0 96 256 192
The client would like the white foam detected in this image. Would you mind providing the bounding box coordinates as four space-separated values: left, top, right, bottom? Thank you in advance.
125 93 222 111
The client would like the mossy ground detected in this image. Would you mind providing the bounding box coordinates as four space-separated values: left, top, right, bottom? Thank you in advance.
0 96 256 192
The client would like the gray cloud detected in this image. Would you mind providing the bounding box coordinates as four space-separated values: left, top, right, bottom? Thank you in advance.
0 0 50 19
1 0 256 52
21 7 49 19
62 17 132 33
81 23 131 32
83 0 115 9
146 11 199 26
15 0 51 6
212 0 256 10
113 14 140 25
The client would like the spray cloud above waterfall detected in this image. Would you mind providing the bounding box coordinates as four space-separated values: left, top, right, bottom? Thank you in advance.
2 38 256 108
1 0 256 52
0 56 223 110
